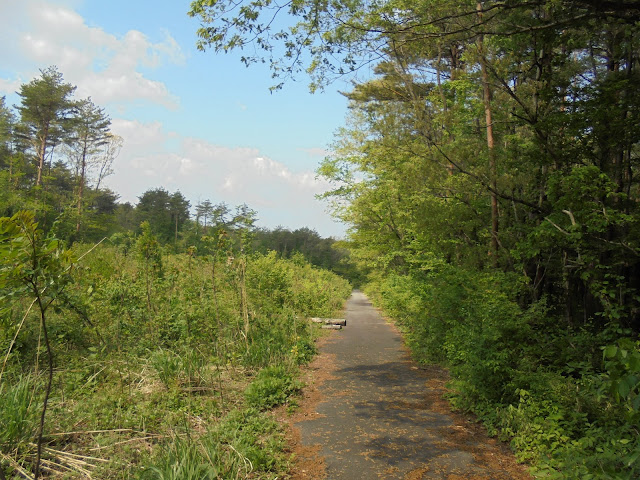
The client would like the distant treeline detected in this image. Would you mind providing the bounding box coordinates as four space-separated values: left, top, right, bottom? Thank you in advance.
0 67 355 281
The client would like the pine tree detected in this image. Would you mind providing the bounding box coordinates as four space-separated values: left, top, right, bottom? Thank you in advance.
16 66 76 187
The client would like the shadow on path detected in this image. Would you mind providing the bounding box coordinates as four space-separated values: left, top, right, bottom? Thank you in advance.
292 291 532 480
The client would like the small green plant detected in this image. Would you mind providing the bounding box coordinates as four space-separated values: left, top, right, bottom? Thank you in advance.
603 339 640 416
149 348 183 389
139 435 220 480
291 336 316 365
0 374 38 452
244 365 301 410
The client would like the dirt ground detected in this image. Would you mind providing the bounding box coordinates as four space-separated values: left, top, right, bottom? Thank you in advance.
279 291 532 480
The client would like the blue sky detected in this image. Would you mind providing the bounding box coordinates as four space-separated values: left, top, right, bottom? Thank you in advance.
0 0 353 237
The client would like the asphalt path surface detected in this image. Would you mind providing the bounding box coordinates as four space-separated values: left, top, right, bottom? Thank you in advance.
294 290 530 480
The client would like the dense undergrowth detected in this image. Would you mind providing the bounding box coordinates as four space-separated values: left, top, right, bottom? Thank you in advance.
0 212 351 479
365 266 640 479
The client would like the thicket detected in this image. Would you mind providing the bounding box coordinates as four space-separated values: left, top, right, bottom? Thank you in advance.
366 268 639 478
0 211 351 478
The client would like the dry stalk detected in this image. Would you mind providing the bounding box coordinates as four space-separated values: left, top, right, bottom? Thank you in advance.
40 446 108 463
48 428 134 437
88 434 165 452
38 458 81 476
0 452 34 480
228 443 253 479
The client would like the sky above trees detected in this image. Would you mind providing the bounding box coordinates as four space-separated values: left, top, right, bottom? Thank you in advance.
0 0 353 238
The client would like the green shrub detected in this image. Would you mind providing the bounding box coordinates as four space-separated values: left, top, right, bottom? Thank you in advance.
603 339 640 420
368 264 640 479
291 336 316 365
244 365 301 410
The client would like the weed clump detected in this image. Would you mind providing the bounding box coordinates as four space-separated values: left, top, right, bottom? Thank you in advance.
244 365 302 410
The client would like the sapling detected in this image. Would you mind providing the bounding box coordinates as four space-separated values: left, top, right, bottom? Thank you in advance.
0 211 74 479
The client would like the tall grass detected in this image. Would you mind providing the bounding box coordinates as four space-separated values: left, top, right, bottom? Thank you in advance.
0 374 38 452
0 241 351 478
140 409 287 480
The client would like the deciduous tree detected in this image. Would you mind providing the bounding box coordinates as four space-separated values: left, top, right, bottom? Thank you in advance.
64 98 111 234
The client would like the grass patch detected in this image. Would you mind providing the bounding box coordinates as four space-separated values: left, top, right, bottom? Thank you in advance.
244 365 302 410
140 408 288 480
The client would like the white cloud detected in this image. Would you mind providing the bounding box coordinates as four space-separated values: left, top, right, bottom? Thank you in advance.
112 119 167 149
298 147 329 157
222 177 234 191
0 0 183 109
0 78 21 96
105 119 340 234
179 157 195 175
157 29 187 66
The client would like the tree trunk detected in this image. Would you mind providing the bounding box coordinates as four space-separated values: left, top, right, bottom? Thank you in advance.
35 126 49 187
174 214 178 246
76 143 88 234
239 258 249 349
477 2 499 263
34 299 53 480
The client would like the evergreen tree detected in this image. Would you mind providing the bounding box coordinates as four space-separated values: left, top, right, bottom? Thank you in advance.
169 191 191 246
16 66 77 187
195 199 214 234
136 188 190 244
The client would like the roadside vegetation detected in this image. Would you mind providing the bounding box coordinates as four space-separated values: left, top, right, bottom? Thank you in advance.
0 211 351 478
4 1 640 478
365 269 639 478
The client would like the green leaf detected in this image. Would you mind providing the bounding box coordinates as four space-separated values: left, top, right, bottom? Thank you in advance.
603 345 618 359
617 380 631 399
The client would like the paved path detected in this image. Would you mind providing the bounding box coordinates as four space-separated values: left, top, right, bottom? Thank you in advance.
294 291 530 480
